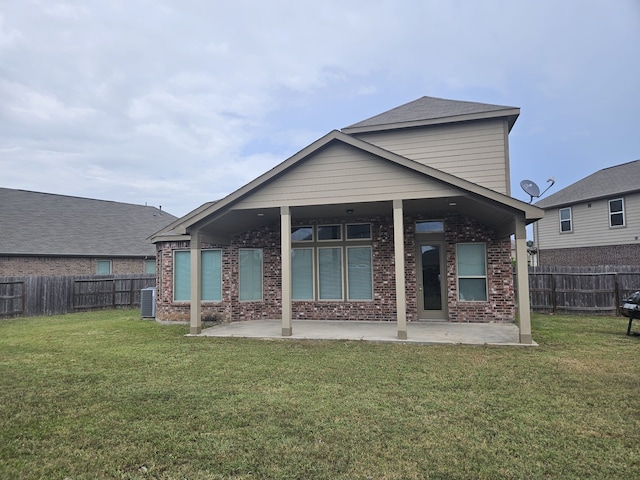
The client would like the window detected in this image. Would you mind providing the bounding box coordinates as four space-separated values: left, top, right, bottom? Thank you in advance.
416 220 444 233
145 259 156 274
97 260 112 274
174 251 190 301
456 243 487 301
318 225 341 241
609 198 625 227
347 247 373 300
173 250 223 302
239 249 262 301
559 207 572 233
291 226 313 242
318 248 343 300
201 250 222 301
291 248 314 300
346 223 371 240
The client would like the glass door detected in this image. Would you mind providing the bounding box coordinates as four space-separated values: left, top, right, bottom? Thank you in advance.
417 242 446 320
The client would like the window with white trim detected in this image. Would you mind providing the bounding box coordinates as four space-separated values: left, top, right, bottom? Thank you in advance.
456 243 487 302
97 260 112 274
559 207 572 233
291 248 314 300
173 249 223 302
145 259 156 274
347 246 373 300
609 198 625 227
239 249 263 301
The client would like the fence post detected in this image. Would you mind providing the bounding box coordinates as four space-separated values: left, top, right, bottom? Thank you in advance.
552 274 557 314
614 273 620 316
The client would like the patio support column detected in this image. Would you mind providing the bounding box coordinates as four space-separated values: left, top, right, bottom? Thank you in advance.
190 231 202 335
514 218 532 344
393 199 407 340
280 206 292 336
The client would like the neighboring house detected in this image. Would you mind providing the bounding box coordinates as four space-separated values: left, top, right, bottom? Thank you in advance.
533 160 640 266
0 188 176 276
149 96 543 343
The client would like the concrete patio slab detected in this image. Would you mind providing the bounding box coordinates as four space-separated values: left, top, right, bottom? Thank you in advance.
194 320 537 346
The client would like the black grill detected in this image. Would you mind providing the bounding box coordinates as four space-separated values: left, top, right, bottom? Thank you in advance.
620 291 640 336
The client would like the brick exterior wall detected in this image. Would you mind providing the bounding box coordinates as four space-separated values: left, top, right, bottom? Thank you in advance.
0 256 153 276
155 214 515 324
539 244 640 267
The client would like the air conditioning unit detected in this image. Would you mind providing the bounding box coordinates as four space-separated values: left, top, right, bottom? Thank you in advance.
140 287 156 318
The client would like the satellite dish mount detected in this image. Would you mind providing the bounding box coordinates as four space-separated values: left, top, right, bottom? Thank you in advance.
520 177 555 203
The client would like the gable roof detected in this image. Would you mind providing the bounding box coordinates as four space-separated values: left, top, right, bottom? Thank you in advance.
342 96 520 134
535 159 640 209
0 188 177 256
150 130 542 242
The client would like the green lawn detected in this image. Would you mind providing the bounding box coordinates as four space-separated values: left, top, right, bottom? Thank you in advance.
1 311 639 479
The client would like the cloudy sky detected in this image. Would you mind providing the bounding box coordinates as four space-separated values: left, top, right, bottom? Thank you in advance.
1 0 639 218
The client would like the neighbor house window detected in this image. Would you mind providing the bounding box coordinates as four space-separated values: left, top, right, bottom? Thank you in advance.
97 260 112 274
456 243 487 301
173 250 223 302
291 223 373 301
145 259 156 274
559 207 572 233
609 198 625 227
239 249 263 301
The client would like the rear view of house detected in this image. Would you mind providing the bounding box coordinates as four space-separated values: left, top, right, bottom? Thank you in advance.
150 96 543 343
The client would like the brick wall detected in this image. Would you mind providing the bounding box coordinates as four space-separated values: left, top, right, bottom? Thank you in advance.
0 256 152 276
539 244 640 266
155 213 515 324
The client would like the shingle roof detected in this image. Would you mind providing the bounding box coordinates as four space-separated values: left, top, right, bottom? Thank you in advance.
535 160 640 209
342 95 519 132
0 188 177 256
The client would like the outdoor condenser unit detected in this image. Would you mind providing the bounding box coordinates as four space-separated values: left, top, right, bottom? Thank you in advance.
140 287 156 318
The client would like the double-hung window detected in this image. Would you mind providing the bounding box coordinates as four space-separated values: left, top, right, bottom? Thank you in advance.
456 243 487 302
173 249 223 302
559 207 572 233
609 198 625 227
291 224 373 301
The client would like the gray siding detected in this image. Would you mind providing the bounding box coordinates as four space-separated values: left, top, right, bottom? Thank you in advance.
235 143 460 209
536 192 640 250
352 119 510 195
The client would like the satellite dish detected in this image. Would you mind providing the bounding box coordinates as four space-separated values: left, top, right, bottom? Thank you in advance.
520 177 555 203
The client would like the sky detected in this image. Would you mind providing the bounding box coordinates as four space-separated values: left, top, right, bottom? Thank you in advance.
1 0 639 219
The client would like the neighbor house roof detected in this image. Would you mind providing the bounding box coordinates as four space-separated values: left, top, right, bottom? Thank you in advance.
342 96 520 134
535 159 640 209
0 188 177 256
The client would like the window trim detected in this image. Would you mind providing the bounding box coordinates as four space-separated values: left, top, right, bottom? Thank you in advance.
456 243 488 302
559 207 572 233
96 259 112 275
608 198 625 228
144 259 156 274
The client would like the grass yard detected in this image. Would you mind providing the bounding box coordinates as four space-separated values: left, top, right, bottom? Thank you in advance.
1 311 639 479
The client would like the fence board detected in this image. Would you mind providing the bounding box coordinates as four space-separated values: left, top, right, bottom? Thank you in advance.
0 274 155 319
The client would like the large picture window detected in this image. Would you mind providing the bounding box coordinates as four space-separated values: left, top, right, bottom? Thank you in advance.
174 251 191 301
318 247 343 300
609 198 625 227
239 249 263 301
291 248 314 300
456 243 487 302
347 247 373 300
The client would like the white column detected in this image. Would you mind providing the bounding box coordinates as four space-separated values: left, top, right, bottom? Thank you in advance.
393 199 407 340
280 206 292 336
189 231 202 335
514 218 532 344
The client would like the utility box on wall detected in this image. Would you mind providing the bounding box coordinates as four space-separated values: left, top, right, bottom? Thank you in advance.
140 287 156 318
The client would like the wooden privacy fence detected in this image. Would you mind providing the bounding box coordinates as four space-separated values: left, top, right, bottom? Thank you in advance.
0 274 156 319
527 267 640 315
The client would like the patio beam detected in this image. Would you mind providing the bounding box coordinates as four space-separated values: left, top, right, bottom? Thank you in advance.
189 230 202 335
393 199 407 340
514 217 532 344
281 206 292 336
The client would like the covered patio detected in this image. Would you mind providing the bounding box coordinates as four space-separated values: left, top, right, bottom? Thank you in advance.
192 319 537 346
